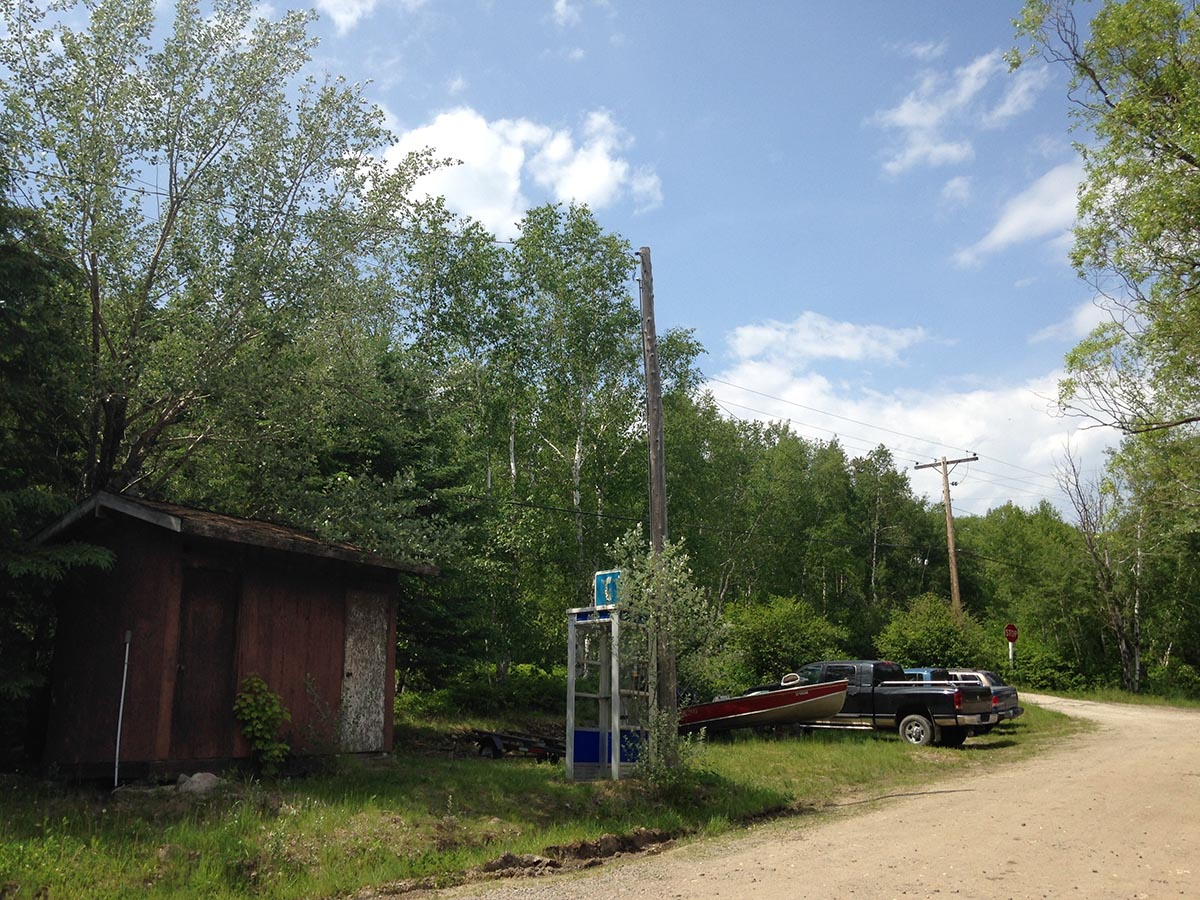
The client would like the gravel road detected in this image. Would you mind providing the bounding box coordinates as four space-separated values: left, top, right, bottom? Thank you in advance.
408 694 1200 900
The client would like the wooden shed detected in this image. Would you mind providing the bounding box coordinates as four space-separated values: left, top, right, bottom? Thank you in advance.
36 492 433 778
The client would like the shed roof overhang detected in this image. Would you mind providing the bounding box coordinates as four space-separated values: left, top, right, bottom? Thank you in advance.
36 492 438 577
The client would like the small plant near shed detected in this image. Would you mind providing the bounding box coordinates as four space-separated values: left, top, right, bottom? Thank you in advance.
234 674 291 776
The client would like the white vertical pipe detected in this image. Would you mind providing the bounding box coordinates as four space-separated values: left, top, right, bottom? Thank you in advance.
598 623 610 778
114 629 132 789
610 611 621 781
566 614 576 781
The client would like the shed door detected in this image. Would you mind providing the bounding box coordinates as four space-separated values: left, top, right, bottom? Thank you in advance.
339 591 387 752
171 567 239 760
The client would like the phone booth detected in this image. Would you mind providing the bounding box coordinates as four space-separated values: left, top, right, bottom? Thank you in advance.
565 571 649 780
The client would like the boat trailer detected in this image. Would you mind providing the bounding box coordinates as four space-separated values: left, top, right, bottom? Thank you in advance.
467 729 565 763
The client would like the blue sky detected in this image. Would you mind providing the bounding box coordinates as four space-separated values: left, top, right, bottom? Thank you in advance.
300 0 1113 517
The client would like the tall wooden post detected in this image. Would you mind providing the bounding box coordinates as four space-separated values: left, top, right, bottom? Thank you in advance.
637 247 676 735
915 455 977 622
638 247 667 553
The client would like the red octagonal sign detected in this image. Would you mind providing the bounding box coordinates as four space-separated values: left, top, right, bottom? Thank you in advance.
1004 623 1019 643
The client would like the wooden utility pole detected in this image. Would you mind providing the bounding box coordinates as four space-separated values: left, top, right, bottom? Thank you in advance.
915 455 977 622
638 247 667 554
636 247 676 733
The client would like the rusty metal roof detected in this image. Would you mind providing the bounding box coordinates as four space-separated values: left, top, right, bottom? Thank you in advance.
38 492 438 576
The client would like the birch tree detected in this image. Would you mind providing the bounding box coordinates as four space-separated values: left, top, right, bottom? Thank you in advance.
1014 0 1200 434
0 0 434 495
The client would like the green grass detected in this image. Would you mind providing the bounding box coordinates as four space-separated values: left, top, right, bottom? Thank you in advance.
0 702 1081 900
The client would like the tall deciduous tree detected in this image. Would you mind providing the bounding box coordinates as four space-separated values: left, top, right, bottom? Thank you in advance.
510 204 643 565
1014 0 1200 434
957 501 1100 672
1057 447 1146 690
0 165 110 712
0 0 434 496
1100 432 1200 688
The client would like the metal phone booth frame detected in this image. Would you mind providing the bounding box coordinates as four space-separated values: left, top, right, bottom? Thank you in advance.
565 571 649 780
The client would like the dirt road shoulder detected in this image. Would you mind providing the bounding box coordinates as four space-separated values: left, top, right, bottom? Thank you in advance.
410 695 1200 900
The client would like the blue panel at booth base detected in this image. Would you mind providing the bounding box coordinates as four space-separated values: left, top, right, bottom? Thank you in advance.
618 729 644 763
573 729 601 764
572 729 646 765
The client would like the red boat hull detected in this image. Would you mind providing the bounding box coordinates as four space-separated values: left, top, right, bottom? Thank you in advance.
678 679 849 733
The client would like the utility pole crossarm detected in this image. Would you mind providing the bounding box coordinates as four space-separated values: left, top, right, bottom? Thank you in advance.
915 455 978 622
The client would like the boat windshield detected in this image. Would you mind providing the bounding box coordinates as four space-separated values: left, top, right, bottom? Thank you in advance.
794 665 824 685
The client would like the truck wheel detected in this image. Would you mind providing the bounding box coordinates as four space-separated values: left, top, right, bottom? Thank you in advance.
938 726 968 747
899 713 935 746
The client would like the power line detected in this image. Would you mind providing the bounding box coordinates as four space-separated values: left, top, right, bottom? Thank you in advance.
706 375 973 455
711 393 1062 505
706 374 1062 489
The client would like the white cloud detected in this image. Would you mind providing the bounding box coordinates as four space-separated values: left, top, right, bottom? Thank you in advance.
316 0 377 34
316 0 425 35
528 111 632 208
386 107 660 238
874 50 1005 174
983 64 1051 127
883 135 975 175
553 0 581 26
874 50 1050 176
941 175 972 205
708 310 1118 517
1029 299 1110 344
901 40 948 61
954 161 1082 266
727 312 929 367
630 167 664 213
709 358 1113 517
447 75 468 96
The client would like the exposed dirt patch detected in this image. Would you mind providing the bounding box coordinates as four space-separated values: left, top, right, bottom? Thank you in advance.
347 826 678 897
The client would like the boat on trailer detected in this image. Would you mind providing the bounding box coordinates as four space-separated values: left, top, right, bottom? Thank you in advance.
678 676 849 734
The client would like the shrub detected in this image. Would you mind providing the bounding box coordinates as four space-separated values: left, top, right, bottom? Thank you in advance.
1008 643 1090 692
681 636 755 702
1143 660 1200 699
395 664 567 718
726 596 848 684
233 674 291 776
874 593 991 668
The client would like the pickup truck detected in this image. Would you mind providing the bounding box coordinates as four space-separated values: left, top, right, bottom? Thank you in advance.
947 668 1023 731
794 659 996 747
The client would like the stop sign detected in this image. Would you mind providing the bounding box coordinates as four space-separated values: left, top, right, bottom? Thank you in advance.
1004 623 1019 643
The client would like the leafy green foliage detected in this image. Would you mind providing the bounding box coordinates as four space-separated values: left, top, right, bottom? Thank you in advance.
610 526 719 774
874 593 993 668
1014 0 1200 433
1144 659 1200 699
726 596 849 685
0 171 112 709
233 674 292 777
1010 641 1092 692
0 0 437 495
395 664 566 718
